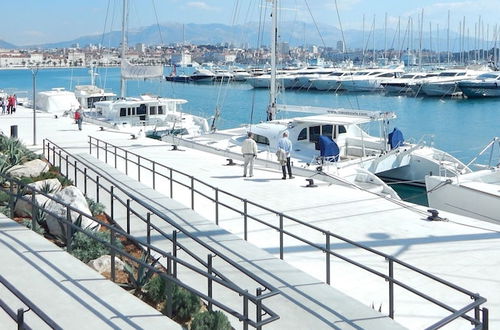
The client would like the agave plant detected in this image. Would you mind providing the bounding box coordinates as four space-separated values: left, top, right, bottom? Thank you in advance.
121 253 161 295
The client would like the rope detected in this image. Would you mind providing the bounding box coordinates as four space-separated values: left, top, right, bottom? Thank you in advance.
151 0 164 45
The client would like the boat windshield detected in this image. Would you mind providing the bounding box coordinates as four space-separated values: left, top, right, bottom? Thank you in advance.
477 73 500 79
439 72 461 77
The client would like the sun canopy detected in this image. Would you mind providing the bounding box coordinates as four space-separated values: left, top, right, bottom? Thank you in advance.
276 105 396 124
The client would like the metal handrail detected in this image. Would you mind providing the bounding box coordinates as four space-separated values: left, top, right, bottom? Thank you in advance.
0 274 62 329
84 135 489 329
42 139 279 329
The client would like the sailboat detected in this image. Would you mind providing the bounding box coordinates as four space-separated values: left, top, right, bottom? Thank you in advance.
174 0 469 192
92 0 209 138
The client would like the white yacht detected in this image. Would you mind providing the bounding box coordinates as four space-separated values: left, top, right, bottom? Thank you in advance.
90 0 209 139
416 69 486 97
280 67 337 90
381 72 435 94
457 72 500 98
36 88 80 114
179 106 470 187
93 95 209 138
341 69 404 92
230 67 251 81
190 68 215 82
74 85 116 109
213 69 234 82
309 71 355 91
426 137 500 223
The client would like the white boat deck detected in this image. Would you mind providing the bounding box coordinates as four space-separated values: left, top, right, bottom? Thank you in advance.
1 107 499 329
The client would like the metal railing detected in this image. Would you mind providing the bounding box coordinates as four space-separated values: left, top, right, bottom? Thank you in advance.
0 274 61 329
85 135 489 329
40 139 280 329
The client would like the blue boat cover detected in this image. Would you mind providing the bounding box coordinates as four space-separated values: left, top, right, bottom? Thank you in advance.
388 128 404 149
319 135 340 162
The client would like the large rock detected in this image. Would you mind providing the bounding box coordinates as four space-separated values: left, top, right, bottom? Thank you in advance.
7 159 49 178
45 186 100 238
27 178 62 194
87 255 125 274
14 194 52 218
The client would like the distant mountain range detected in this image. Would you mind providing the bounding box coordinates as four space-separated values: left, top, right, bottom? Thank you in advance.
3 21 491 52
0 39 18 49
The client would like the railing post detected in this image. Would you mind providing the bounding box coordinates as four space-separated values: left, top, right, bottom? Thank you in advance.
170 169 173 198
125 150 128 175
215 188 219 225
114 146 117 168
256 288 263 330
8 181 14 219
84 168 87 195
88 136 91 155
191 177 194 210
110 186 114 221
74 160 78 186
482 307 489 330
165 254 173 318
126 199 130 234
244 199 248 241
110 227 116 282
137 157 141 181
16 308 24 330
43 139 46 158
152 162 156 189
65 154 69 177
31 190 37 231
326 232 331 285
66 207 72 252
52 146 55 165
389 259 394 319
243 292 249 330
279 214 284 260
475 300 480 324
97 139 100 159
96 176 100 203
207 254 213 311
58 150 62 170
172 230 177 278
105 142 108 164
146 212 151 256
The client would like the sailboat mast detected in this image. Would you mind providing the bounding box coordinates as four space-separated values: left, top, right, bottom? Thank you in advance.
268 0 278 121
120 0 128 98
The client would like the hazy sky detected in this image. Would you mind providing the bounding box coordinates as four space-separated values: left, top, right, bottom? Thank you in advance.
1 0 498 46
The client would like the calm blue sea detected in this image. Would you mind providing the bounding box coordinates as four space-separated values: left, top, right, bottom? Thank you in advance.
1 66 499 168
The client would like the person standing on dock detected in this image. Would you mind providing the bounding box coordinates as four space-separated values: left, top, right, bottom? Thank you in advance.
278 131 293 179
75 108 83 130
241 131 257 177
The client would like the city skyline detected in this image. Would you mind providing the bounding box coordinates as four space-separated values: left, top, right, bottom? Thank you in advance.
1 0 499 46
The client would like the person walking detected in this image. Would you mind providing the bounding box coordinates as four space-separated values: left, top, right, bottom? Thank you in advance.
0 98 5 115
10 94 17 114
241 131 258 177
7 95 13 114
278 131 293 179
75 108 83 130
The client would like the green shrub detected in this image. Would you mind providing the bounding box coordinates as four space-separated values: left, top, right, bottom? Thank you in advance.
57 175 73 187
0 190 10 204
191 311 231 330
122 253 160 294
145 274 167 303
70 230 122 263
168 285 201 321
86 197 106 216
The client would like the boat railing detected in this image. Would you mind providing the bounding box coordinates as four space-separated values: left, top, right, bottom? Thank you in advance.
84 135 489 329
41 139 280 329
0 274 61 329
465 137 500 170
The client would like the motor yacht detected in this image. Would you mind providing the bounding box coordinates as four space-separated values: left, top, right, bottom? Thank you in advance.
309 71 355 91
341 69 404 92
230 68 251 81
415 69 486 97
381 72 434 94
190 68 215 82
213 69 234 82
457 72 500 98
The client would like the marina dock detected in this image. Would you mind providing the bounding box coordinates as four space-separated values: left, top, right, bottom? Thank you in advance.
0 107 498 329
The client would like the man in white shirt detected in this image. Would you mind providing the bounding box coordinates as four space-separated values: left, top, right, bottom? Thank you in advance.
241 132 258 177
278 131 293 179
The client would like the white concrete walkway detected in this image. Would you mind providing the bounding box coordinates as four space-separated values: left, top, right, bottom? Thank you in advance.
1 107 498 329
